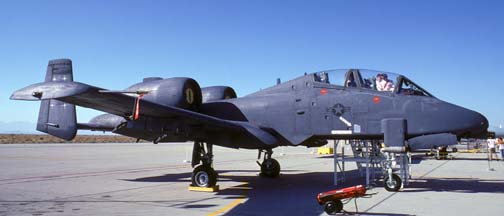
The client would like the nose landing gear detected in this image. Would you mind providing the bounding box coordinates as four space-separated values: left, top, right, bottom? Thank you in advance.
382 153 404 192
384 173 402 192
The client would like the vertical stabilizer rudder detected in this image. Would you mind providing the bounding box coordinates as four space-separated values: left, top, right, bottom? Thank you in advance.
36 59 77 140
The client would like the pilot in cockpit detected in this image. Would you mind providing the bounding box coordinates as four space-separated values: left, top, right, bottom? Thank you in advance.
376 73 394 92
346 74 357 87
376 74 386 91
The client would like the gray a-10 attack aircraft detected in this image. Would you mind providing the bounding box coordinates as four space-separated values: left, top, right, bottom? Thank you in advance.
11 59 488 190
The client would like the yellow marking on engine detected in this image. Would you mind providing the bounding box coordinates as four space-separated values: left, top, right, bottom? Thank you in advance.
185 88 194 104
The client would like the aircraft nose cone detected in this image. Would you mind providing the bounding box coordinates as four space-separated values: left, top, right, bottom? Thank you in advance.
432 101 489 138
476 112 489 133
464 110 488 138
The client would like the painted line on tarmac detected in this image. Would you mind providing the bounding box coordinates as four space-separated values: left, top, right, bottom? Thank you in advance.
207 198 245 216
207 181 250 216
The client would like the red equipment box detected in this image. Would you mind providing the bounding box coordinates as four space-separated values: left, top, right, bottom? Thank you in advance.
316 185 367 205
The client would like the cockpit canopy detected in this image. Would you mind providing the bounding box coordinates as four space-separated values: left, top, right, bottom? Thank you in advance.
313 69 433 97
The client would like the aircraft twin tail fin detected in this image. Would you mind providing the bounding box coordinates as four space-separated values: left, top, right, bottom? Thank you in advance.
36 59 77 141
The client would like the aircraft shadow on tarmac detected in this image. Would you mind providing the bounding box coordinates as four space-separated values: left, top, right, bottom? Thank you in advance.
404 177 504 193
126 170 413 216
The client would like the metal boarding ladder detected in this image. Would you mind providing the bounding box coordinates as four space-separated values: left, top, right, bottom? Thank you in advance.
333 140 385 187
349 140 384 177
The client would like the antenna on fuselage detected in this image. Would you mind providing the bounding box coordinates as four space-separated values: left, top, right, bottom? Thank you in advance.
276 78 281 85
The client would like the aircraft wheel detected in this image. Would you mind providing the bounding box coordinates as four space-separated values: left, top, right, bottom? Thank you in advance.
384 173 402 192
260 158 280 178
191 165 217 187
324 200 343 215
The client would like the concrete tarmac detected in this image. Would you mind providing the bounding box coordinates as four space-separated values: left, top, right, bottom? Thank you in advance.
1 143 503 216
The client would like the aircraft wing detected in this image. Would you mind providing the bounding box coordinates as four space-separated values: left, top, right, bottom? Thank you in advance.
10 81 277 146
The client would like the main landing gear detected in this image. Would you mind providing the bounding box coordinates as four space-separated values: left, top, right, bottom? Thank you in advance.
191 141 218 187
257 149 281 178
189 143 281 188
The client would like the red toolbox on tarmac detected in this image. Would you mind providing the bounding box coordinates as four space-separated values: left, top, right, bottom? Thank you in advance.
316 185 367 214
317 185 366 204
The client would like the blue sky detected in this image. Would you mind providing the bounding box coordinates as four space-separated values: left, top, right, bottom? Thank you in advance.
1 0 503 133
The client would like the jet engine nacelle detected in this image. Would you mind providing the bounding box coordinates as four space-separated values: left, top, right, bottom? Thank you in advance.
407 133 458 151
201 86 237 103
126 77 202 110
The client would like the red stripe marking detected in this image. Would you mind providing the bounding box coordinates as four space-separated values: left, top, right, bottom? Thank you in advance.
134 95 144 120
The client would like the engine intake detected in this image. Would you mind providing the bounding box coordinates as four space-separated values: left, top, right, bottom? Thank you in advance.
201 86 237 103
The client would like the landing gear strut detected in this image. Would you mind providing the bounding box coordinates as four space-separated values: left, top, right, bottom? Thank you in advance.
191 141 217 187
257 149 280 177
383 153 402 192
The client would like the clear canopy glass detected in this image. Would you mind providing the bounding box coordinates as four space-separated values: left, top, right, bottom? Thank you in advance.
313 69 433 97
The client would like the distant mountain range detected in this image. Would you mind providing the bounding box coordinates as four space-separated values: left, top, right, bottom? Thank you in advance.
0 121 40 134
0 121 104 135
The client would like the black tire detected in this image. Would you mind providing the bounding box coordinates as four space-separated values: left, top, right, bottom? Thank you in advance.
384 173 402 192
260 158 281 178
191 165 217 187
324 200 343 215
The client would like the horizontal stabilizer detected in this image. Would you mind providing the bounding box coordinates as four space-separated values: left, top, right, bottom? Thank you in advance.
10 82 90 101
